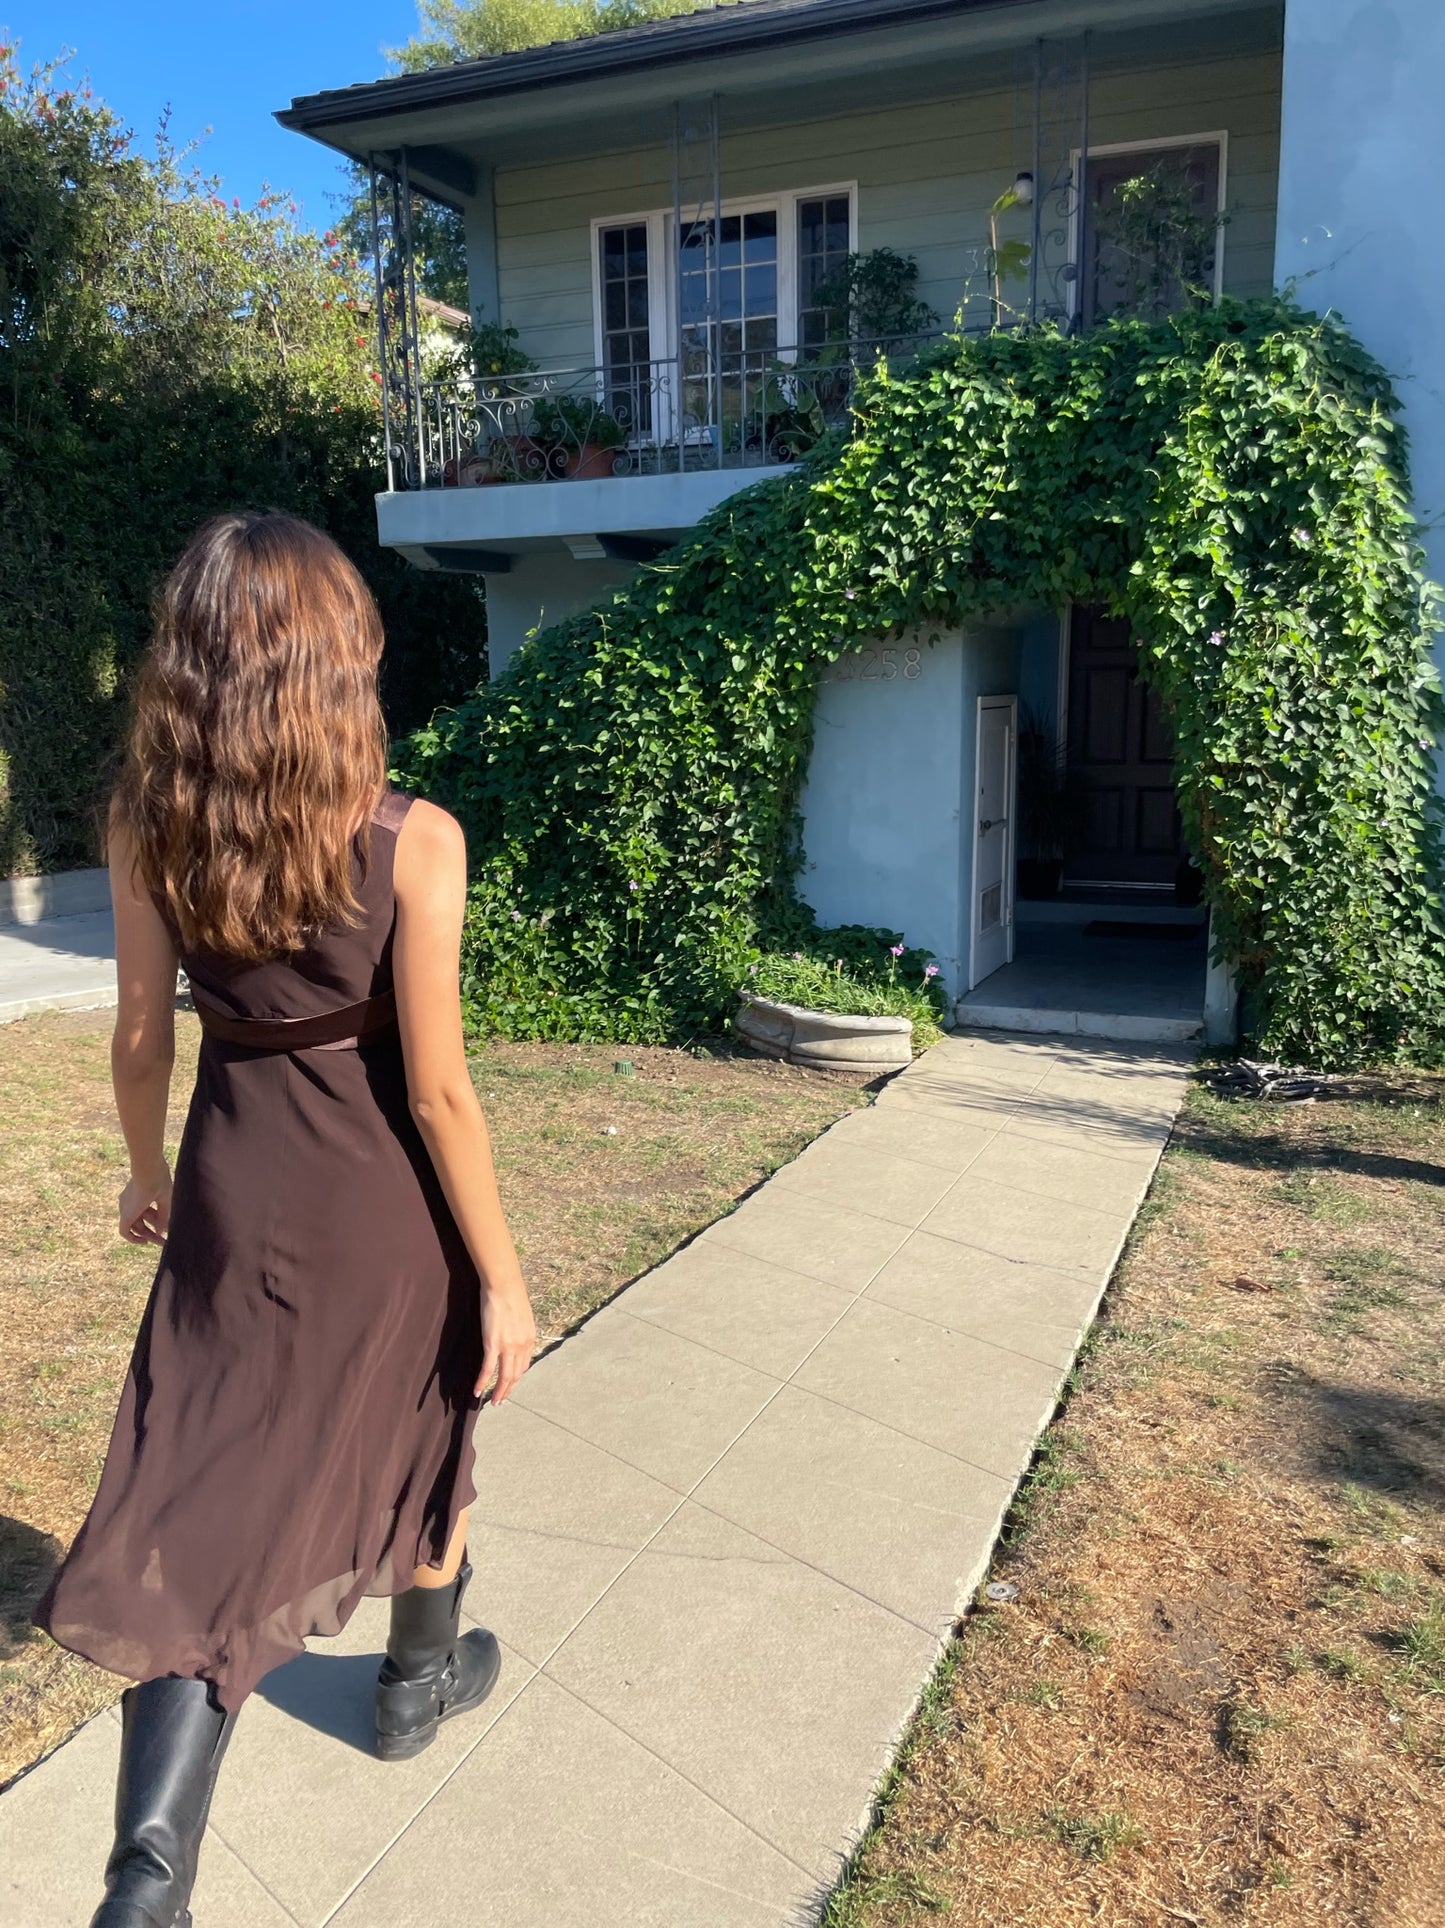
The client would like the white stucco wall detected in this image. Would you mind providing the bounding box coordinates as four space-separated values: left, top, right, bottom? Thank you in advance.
798 627 1021 996
800 632 967 990
484 552 637 678
1275 0 1445 707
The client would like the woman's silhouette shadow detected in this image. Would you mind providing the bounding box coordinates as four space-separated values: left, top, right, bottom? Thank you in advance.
254 1645 386 1754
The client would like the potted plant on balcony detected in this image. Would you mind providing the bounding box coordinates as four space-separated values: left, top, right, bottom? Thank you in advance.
529 395 629 480
807 247 939 357
434 318 541 485
753 362 828 463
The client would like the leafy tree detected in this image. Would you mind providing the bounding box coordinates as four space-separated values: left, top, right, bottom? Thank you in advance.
334 172 469 312
806 248 938 349
392 0 715 68
0 46 482 872
329 0 719 306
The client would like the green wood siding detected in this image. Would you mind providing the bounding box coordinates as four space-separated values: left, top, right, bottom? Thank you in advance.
489 49 1281 368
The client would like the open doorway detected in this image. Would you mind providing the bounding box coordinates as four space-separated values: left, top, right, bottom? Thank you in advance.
1063 606 1187 892
954 609 1210 1040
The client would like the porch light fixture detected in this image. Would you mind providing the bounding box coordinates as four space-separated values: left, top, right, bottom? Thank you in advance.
1011 170 1035 206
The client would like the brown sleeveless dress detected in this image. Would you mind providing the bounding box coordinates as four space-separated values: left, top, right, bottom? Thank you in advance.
35 790 483 1713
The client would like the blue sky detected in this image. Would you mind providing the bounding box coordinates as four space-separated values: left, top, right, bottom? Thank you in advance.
4 2 425 228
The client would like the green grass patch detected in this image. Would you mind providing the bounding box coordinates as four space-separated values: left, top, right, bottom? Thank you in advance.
1394 1597 1445 1693
1043 1808 1145 1863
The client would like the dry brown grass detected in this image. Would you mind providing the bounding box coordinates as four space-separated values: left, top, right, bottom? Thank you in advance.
827 1074 1445 1928
0 1007 867 1788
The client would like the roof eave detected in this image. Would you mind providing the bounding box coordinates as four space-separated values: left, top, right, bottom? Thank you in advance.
275 0 1024 134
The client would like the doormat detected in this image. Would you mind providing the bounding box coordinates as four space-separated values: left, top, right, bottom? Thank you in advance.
1083 920 1205 941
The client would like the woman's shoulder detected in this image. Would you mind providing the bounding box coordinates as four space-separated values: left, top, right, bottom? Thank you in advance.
392 796 466 898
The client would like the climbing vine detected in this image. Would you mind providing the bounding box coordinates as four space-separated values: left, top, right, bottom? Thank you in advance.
399 298 1445 1067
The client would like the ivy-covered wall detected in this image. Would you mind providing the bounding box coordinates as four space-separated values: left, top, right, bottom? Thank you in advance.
400 298 1445 1068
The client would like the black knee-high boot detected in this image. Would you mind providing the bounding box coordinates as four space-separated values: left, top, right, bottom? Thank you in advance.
374 1560 501 1761
91 1677 238 1928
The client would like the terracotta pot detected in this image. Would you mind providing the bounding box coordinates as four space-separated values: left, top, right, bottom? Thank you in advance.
504 435 550 482
453 454 499 487
735 994 914 1075
560 441 624 481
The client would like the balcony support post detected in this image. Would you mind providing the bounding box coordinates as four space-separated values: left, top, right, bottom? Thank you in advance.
398 148 426 487
671 101 684 475
367 156 396 493
710 92 722 471
1028 40 1042 325
464 164 501 325
1075 28 1091 335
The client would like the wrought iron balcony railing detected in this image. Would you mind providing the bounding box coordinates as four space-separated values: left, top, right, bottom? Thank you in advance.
392 338 940 492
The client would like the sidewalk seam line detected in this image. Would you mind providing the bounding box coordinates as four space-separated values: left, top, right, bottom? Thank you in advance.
541 1670 819 1885
203 1821 305 1927
315 1663 544 1926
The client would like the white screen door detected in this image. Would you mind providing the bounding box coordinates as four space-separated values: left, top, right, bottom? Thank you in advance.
971 696 1017 987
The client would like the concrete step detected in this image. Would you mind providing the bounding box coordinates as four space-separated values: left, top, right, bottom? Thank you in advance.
953 1000 1204 1043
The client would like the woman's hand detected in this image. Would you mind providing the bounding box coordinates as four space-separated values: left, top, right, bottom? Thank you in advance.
476 1275 536 1406
119 1167 172 1246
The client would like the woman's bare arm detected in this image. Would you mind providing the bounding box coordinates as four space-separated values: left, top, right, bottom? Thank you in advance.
392 799 535 1405
108 816 181 1246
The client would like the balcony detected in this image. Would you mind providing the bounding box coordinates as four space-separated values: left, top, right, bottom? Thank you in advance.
374 334 947 568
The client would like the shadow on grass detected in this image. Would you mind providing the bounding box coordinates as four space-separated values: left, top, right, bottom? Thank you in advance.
0 1516 63 1659
1179 1119 1445 1191
1278 1372 1445 1506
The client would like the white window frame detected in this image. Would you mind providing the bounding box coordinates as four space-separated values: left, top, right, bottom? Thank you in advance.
590 209 672 372
1067 131 1229 321
589 181 858 398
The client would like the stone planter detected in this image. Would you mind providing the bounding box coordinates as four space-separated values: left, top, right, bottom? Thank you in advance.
735 994 913 1075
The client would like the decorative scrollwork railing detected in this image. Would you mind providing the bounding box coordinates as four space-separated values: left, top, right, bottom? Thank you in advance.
408 337 942 490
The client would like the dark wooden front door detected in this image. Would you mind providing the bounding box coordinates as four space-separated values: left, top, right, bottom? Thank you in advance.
1064 607 1183 887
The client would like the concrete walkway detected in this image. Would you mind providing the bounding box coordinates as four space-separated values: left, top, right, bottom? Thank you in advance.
1 1030 1192 1927
0 910 117 1023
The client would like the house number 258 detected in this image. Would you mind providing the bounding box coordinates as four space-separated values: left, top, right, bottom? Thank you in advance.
832 647 923 681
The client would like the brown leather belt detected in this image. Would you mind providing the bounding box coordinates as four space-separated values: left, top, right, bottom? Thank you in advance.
189 986 399 1052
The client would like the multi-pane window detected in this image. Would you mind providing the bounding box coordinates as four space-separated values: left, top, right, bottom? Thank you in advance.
797 194 852 352
598 222 652 432
679 211 779 366
679 209 780 446
594 190 855 450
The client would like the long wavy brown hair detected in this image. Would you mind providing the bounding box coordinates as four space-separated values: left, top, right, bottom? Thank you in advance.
114 511 389 962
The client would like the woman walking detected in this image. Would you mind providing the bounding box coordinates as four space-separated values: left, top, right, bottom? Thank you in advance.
34 510 536 1927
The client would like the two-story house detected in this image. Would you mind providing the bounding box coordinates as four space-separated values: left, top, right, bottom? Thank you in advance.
277 0 1443 1033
